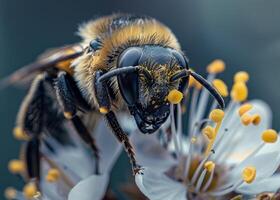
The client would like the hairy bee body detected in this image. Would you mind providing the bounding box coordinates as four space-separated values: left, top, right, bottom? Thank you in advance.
73 14 181 109
4 14 224 178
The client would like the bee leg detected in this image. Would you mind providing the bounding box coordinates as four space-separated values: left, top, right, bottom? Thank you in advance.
55 71 100 174
25 136 41 188
15 74 48 188
93 70 141 175
105 111 142 175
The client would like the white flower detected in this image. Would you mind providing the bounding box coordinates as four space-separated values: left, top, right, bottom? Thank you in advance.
6 114 136 200
134 64 280 200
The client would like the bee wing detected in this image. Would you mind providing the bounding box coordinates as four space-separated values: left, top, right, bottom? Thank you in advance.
0 44 84 88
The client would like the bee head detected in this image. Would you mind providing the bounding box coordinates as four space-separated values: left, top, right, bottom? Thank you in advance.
116 46 189 133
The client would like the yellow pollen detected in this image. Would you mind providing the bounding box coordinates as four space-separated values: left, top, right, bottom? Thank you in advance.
99 107 109 114
191 137 197 143
231 82 248 102
63 112 73 119
241 114 252 126
8 159 25 174
23 183 39 199
167 89 183 104
202 126 215 140
204 161 215 172
13 127 29 141
234 71 249 83
212 79 228 97
209 109 224 123
238 103 253 117
188 75 196 87
251 114 261 125
207 59 225 74
242 166 256 184
262 129 278 143
4 187 17 200
45 168 61 182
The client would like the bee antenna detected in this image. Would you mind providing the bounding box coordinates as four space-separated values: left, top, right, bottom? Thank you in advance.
189 70 225 109
170 70 190 82
98 66 139 82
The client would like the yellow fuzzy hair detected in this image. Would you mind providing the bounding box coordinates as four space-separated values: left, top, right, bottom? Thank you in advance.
73 14 181 107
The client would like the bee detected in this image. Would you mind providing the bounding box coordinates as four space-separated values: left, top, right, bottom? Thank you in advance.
2 14 224 182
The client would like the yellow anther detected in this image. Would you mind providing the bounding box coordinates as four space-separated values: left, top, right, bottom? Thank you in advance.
188 75 196 87
45 168 61 182
231 82 248 102
234 71 249 83
207 59 225 74
203 126 215 140
13 127 29 141
209 109 224 123
242 166 256 184
8 159 25 174
63 112 73 119
23 183 39 199
204 161 215 172
212 79 228 97
4 187 17 200
167 89 183 104
238 103 253 117
251 114 261 125
191 137 197 144
241 114 252 126
262 129 278 143
99 107 109 114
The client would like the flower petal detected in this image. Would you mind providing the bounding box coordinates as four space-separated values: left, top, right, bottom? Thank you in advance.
213 100 272 165
135 168 187 200
221 152 280 187
68 174 109 200
236 174 280 195
131 132 176 172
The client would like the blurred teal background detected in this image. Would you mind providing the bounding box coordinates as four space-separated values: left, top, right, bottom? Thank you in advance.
1 0 280 199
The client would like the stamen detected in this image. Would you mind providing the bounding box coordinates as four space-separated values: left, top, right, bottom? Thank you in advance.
8 159 25 174
242 166 256 183
202 168 215 192
251 114 261 125
4 187 17 200
238 103 253 116
23 182 40 199
206 59 226 74
212 79 228 97
203 126 215 140
170 104 181 158
167 89 183 104
13 127 29 141
262 129 278 143
234 71 249 83
195 161 215 192
241 114 252 126
205 109 224 155
45 168 61 183
188 89 199 134
191 152 214 184
204 161 215 172
230 82 248 102
176 104 183 151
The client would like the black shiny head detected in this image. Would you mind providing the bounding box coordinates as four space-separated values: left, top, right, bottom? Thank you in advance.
117 46 189 133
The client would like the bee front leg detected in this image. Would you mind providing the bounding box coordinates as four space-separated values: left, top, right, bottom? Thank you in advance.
55 71 100 174
94 70 141 175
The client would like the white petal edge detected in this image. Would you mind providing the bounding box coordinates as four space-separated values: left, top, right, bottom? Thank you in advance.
68 174 109 200
236 174 280 195
135 168 187 200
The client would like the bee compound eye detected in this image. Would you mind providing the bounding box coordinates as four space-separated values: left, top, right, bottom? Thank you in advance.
171 50 189 69
118 47 143 67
